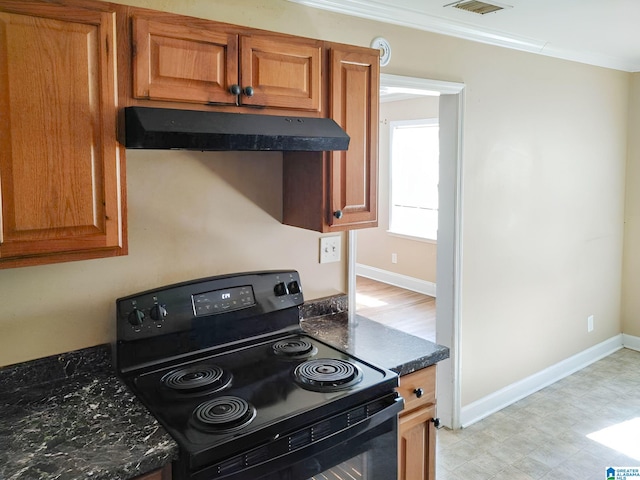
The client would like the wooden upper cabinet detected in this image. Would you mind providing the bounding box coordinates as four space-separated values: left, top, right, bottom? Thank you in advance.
240 35 321 111
328 46 379 229
131 17 322 111
282 44 379 232
132 17 239 105
0 1 125 267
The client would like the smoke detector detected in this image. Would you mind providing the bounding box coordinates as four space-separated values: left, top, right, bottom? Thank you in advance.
446 0 509 15
371 37 391 67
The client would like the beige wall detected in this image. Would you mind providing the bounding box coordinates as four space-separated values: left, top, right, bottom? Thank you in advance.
623 73 640 337
0 150 345 367
0 0 633 411
458 52 627 403
357 96 439 283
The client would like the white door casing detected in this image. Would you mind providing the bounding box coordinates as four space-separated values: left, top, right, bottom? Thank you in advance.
348 73 465 429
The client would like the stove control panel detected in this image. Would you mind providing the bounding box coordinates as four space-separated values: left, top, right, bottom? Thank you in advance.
116 270 304 342
193 285 255 316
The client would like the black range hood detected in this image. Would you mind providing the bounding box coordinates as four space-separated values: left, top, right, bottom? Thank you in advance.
124 106 350 152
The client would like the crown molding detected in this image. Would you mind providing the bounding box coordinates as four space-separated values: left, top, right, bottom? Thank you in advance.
287 0 639 72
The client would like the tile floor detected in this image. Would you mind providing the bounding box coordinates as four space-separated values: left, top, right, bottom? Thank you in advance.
436 348 640 480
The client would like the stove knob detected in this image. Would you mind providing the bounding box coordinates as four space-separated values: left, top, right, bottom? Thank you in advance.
150 304 167 321
128 309 145 327
287 280 301 295
274 282 289 296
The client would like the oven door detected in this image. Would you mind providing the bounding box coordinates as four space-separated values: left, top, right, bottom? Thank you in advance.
283 417 399 480
189 393 404 480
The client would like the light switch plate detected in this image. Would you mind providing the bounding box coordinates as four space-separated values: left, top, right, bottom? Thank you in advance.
319 236 341 263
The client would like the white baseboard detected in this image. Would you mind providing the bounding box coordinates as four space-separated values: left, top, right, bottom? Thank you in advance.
460 334 624 428
355 264 437 297
623 333 640 351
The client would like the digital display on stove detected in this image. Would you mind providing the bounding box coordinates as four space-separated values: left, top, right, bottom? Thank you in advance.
192 285 255 316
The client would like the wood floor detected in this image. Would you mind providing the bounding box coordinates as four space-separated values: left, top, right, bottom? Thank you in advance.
355 276 436 342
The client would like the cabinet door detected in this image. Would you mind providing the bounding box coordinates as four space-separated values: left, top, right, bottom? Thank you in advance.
133 18 238 104
329 47 379 229
282 45 379 233
0 3 124 264
240 35 322 111
398 405 436 480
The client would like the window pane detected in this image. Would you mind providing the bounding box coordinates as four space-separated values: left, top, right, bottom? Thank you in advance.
390 120 439 240
391 205 437 239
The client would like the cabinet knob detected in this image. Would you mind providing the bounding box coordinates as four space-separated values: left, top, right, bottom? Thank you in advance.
334 210 343 219
413 388 424 398
229 84 241 95
243 86 254 97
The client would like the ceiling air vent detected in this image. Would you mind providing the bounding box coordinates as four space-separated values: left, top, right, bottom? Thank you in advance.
448 0 505 15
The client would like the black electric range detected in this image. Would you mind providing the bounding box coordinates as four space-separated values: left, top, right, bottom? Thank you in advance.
115 271 402 480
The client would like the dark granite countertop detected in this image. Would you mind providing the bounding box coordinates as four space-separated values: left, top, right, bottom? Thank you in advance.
301 312 450 376
0 301 446 480
0 345 177 480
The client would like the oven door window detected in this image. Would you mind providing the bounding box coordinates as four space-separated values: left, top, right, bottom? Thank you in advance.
309 453 368 479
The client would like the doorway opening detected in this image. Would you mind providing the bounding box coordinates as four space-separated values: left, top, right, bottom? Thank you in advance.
348 74 464 429
356 91 440 342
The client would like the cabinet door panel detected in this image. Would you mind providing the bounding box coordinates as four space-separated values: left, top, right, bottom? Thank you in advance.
329 48 378 228
398 405 436 480
0 6 122 259
241 35 321 111
133 18 238 104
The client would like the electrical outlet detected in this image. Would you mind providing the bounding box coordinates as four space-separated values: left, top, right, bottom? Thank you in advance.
319 236 341 263
391 253 398 264
587 315 594 333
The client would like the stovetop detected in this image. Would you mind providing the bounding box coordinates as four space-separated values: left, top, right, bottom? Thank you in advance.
121 332 397 469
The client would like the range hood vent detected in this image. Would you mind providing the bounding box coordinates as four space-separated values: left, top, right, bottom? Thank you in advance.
124 107 350 152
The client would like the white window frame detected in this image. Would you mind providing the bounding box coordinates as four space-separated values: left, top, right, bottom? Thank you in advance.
388 118 439 242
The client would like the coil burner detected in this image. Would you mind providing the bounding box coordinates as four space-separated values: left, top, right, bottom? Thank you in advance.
193 396 257 432
161 364 232 395
294 358 363 392
272 337 318 359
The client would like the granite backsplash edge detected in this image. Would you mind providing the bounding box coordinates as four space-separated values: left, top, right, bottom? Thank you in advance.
300 293 348 319
0 344 112 393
